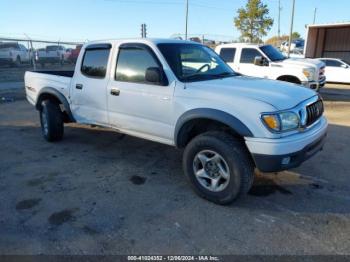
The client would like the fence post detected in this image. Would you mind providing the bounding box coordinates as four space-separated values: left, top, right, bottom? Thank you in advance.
29 40 36 71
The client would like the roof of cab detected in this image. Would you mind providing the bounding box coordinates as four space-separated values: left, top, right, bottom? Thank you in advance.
84 38 199 47
216 42 266 48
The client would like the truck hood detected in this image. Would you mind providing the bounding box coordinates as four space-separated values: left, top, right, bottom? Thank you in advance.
185 76 316 110
274 58 323 69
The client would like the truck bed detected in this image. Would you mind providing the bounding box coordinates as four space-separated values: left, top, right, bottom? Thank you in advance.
31 70 74 77
25 70 73 106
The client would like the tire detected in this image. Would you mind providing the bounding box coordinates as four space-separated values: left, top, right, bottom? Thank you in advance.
12 56 21 67
183 131 255 205
40 100 64 142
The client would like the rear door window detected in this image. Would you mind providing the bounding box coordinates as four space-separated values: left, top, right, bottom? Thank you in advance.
81 48 110 78
219 48 236 63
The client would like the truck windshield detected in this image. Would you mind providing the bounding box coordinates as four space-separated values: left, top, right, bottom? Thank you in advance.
46 46 60 51
260 45 286 62
0 43 17 49
158 43 237 82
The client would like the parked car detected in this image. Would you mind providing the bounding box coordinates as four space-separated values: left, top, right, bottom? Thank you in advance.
216 43 325 91
0 42 31 66
282 48 305 59
67 45 82 64
280 39 304 52
318 58 350 84
25 39 327 204
36 45 66 66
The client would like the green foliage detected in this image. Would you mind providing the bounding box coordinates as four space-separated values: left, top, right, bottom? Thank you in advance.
291 32 301 39
265 32 302 46
234 0 274 43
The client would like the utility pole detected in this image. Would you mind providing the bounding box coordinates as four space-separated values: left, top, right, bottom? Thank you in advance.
278 0 282 40
24 33 36 71
313 8 317 24
287 0 296 57
185 0 189 40
141 24 147 38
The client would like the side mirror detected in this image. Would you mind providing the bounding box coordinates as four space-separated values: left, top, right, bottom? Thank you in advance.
341 64 349 69
145 67 163 84
254 56 263 66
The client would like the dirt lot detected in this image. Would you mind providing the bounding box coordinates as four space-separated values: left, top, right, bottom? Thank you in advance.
0 86 350 255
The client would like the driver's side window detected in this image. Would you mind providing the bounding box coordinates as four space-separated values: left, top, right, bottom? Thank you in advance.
115 47 159 84
240 48 262 64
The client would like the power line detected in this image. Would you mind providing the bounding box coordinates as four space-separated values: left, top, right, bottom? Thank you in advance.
104 0 234 12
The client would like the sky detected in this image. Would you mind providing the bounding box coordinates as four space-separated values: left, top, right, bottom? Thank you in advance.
1 0 350 43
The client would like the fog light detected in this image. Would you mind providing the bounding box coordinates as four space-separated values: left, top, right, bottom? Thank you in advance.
282 157 291 165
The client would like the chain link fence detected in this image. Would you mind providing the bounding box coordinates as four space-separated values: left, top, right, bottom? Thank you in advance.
170 34 236 48
0 37 84 83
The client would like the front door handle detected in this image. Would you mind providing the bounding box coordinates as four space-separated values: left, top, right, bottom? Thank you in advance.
76 84 83 90
110 88 120 96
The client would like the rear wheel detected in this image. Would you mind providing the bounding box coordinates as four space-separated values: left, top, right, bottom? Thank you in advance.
40 100 64 142
183 131 255 205
13 56 21 67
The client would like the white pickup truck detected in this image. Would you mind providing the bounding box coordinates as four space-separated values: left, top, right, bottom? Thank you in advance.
216 43 326 91
0 42 31 66
36 45 66 66
25 38 327 204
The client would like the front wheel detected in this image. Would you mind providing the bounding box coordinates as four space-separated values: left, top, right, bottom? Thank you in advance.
183 131 255 205
40 100 64 142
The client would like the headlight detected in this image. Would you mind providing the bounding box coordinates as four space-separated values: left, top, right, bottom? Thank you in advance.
302 68 315 81
261 111 299 132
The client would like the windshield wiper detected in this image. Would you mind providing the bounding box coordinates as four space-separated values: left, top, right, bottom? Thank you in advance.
182 74 213 81
212 72 236 78
182 72 236 82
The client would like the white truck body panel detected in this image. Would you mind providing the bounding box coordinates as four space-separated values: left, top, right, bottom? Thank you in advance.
25 38 327 173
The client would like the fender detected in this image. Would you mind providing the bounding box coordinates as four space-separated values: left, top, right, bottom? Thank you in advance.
174 108 253 147
36 87 75 122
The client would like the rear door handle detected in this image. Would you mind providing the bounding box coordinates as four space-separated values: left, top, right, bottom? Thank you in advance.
110 88 120 96
76 84 83 90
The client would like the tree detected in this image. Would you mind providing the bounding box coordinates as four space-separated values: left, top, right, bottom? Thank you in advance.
234 0 274 43
291 32 301 40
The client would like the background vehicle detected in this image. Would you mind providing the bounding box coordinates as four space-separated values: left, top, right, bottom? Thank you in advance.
280 39 305 53
0 42 31 66
282 48 305 59
319 58 350 84
216 43 325 90
25 39 327 204
67 45 82 64
64 48 73 63
36 45 66 66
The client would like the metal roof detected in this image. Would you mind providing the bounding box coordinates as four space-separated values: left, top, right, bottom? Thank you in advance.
307 21 350 29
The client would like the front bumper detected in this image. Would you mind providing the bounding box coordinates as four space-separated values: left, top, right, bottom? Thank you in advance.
302 77 326 91
245 116 328 172
36 57 61 63
0 58 14 64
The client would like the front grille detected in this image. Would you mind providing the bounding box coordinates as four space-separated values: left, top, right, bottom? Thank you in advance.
306 99 324 126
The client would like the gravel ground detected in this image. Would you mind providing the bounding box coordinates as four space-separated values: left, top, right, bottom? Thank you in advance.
0 86 349 255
